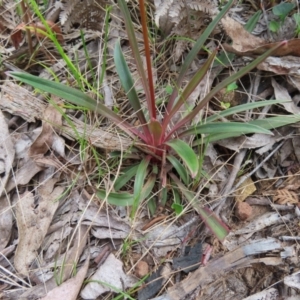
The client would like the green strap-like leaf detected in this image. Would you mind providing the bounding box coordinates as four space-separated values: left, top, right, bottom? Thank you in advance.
170 173 229 241
205 99 290 123
167 155 189 185
114 164 139 192
179 122 272 137
248 115 300 129
9 72 146 142
162 50 217 130
114 41 151 141
97 190 134 206
117 0 156 119
131 157 151 217
166 139 199 178
193 115 300 145
166 41 286 140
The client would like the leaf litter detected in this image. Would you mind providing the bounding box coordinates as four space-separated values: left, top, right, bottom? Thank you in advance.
1 0 300 299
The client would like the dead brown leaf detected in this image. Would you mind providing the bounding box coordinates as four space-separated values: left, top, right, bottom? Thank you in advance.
271 78 300 114
258 56 300 75
14 179 64 276
29 103 63 157
222 16 300 57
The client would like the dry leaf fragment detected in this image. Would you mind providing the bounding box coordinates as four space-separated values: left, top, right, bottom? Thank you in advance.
222 16 300 57
271 78 300 114
235 177 256 202
18 225 89 299
258 56 300 76
5 158 44 193
221 16 265 53
14 179 64 276
0 109 15 196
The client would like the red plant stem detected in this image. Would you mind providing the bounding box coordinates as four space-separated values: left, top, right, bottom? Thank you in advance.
138 0 156 120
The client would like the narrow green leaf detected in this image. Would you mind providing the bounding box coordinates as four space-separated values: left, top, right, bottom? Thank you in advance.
193 115 300 145
161 187 168 207
163 50 217 129
97 171 155 208
167 155 189 185
140 174 156 201
170 173 229 241
114 164 139 192
147 198 156 216
9 72 147 142
245 10 262 32
248 115 300 129
114 41 151 141
166 41 287 139
97 190 134 206
166 0 234 112
166 139 199 178
131 157 151 217
179 122 272 138
117 0 155 119
205 99 290 123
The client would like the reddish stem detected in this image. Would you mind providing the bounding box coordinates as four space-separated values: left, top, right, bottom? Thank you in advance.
139 0 156 121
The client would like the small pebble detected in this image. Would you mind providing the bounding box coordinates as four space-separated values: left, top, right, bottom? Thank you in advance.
235 201 252 221
135 260 149 278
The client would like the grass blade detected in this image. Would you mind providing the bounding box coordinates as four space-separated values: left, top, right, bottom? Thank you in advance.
166 139 199 178
248 115 300 129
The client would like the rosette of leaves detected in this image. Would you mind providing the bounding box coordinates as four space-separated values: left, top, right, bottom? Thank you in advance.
10 0 298 241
